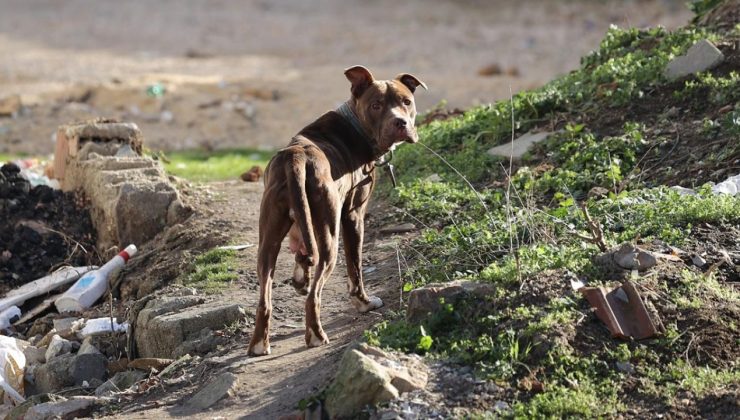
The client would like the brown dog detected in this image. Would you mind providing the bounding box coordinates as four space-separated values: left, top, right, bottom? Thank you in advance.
247 66 426 356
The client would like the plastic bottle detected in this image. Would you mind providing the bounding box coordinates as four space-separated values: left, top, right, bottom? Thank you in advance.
55 245 137 313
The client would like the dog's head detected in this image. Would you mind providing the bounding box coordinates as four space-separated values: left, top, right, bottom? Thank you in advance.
344 65 427 153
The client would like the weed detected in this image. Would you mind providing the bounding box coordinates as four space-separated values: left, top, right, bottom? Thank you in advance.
162 148 273 182
183 248 238 293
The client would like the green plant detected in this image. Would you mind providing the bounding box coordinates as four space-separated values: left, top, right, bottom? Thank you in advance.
183 248 238 293
162 148 273 182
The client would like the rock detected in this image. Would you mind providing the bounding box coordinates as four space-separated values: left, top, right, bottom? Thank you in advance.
406 280 495 323
23 344 46 365
134 296 246 358
493 400 511 412
424 173 442 183
128 357 173 372
0 94 22 118
186 372 238 409
670 186 699 196
78 337 103 356
325 344 428 418
5 394 65 420
587 186 609 199
596 243 658 272
173 327 222 358
616 361 635 374
379 223 416 234
324 349 398 418
691 254 707 268
240 165 263 182
52 317 80 332
45 335 73 361
34 353 107 394
665 39 724 80
24 396 100 420
95 370 147 396
487 130 558 159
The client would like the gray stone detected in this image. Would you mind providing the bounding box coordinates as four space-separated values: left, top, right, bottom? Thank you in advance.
379 223 416 234
24 396 99 420
134 296 246 358
324 349 398 419
52 317 80 332
186 372 238 409
95 370 147 396
616 361 635 374
44 335 73 361
34 353 107 394
691 254 707 268
23 344 46 365
665 39 724 80
5 394 64 420
611 243 658 271
487 130 557 159
173 327 221 358
406 280 495 323
78 336 103 356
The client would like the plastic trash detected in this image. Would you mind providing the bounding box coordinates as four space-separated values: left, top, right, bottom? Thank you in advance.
0 336 25 404
712 174 740 196
0 266 94 313
55 245 137 313
80 317 129 337
0 306 21 331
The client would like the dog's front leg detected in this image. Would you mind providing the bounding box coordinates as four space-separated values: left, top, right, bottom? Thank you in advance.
341 211 383 312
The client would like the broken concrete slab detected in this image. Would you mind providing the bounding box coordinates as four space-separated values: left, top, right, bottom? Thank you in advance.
24 396 100 420
594 243 659 272
406 280 495 323
487 130 558 159
665 39 724 80
186 372 238 409
134 296 246 358
5 394 66 420
578 281 662 340
52 120 192 251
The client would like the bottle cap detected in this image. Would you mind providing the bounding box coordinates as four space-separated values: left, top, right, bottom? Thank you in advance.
118 244 138 262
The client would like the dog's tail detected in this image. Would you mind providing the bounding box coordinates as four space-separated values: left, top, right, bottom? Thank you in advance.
286 157 318 266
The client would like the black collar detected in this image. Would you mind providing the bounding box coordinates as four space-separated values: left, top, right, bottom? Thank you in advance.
336 102 381 159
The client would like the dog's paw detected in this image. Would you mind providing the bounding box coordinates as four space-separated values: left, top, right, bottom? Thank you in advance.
306 329 330 347
352 295 384 313
247 340 271 356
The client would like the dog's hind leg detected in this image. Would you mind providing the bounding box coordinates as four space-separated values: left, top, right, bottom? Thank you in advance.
248 195 291 357
342 211 383 312
304 185 341 348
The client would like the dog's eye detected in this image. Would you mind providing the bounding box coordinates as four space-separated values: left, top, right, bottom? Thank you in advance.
371 102 382 111
403 98 412 106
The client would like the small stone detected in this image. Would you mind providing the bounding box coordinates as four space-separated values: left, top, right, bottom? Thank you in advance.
128 357 173 372
78 337 103 356
691 254 707 268
487 130 558 159
0 94 22 118
95 370 147 396
424 173 442 183
379 223 416 234
616 361 635 374
45 335 73 361
186 372 238 409
493 401 510 412
665 39 724 80
24 396 99 420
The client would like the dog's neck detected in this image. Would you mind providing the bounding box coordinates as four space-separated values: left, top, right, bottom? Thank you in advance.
336 101 383 160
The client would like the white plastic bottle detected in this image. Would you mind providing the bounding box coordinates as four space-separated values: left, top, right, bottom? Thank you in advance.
55 245 137 313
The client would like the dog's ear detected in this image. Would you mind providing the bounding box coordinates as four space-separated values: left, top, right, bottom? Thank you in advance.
395 73 427 94
344 65 375 98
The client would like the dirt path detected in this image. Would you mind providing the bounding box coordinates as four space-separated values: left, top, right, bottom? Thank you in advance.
108 180 404 419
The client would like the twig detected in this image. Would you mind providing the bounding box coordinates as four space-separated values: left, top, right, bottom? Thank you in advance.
396 244 403 311
507 86 523 287
578 203 608 252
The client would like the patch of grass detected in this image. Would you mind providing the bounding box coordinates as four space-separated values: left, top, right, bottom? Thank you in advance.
183 248 238 293
162 148 273 182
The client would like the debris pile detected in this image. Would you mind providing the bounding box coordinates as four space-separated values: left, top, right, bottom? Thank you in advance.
0 162 96 292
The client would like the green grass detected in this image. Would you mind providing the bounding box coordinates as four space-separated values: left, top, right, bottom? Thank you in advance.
182 248 239 293
361 15 740 418
162 148 274 182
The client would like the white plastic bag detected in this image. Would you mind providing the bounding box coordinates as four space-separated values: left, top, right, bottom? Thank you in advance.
0 336 25 404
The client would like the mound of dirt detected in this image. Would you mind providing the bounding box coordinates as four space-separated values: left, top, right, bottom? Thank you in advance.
0 163 97 294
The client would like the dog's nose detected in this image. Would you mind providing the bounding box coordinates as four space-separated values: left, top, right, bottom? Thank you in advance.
394 118 407 129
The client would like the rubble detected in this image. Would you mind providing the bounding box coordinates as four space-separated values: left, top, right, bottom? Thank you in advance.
325 343 428 418
665 39 724 80
486 130 559 160
133 296 247 358
95 370 147 396
24 396 100 420
52 119 191 252
34 352 107 394
186 372 238 409
406 280 495 323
